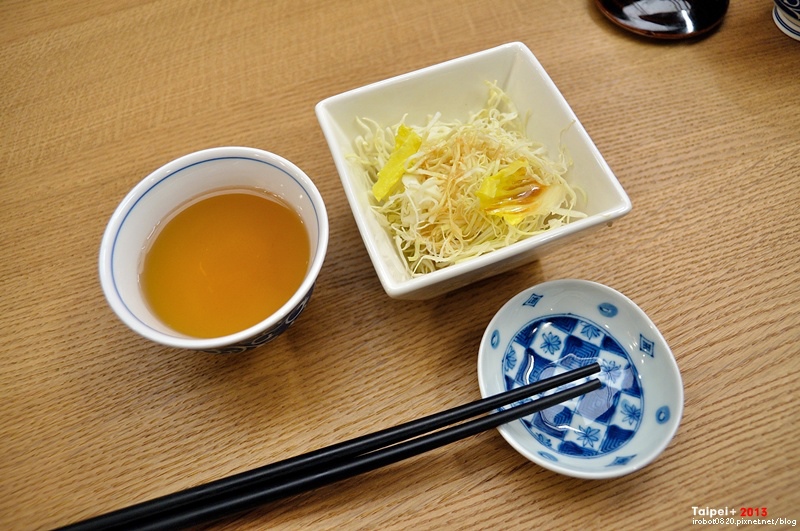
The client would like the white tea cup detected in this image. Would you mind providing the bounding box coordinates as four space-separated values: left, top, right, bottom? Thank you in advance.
98 147 329 354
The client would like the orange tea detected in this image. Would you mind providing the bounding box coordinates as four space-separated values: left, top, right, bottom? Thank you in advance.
140 189 310 338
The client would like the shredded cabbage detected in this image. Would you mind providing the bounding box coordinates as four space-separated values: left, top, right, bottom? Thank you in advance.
350 82 586 276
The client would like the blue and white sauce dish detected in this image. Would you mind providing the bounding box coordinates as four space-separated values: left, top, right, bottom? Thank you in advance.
98 147 329 354
477 279 683 479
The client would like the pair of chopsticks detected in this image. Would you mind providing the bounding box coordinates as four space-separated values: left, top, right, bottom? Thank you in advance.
62 363 601 530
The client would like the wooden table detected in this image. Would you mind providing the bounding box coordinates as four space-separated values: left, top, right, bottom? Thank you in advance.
2 1 798 529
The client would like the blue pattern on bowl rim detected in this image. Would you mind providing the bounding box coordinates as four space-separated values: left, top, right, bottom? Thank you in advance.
773 5 800 40
477 279 684 479
202 285 315 354
774 0 800 21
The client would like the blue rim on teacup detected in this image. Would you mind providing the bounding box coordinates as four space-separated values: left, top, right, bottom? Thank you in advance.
98 147 329 353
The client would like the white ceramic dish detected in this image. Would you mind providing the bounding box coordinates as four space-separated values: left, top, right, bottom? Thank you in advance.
477 279 683 479
316 42 631 300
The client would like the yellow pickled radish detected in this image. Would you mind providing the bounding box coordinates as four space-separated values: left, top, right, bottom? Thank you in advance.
372 124 422 201
477 159 551 225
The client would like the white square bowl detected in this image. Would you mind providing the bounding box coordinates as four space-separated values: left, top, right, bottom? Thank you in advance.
315 42 631 300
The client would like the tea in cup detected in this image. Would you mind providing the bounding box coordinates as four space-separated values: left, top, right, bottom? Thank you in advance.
98 147 329 353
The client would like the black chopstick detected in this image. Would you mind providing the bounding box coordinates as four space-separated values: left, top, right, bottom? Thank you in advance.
61 363 601 530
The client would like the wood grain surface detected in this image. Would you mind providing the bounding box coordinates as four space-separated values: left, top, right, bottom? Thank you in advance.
2 1 798 529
